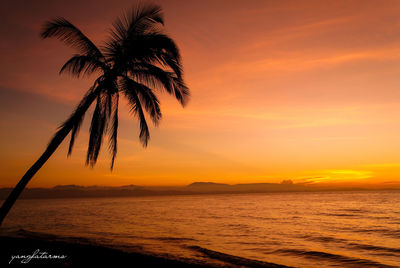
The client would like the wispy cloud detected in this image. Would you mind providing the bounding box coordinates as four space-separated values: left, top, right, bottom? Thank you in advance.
298 169 374 184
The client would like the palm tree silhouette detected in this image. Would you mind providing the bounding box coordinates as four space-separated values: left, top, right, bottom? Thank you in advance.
0 4 189 226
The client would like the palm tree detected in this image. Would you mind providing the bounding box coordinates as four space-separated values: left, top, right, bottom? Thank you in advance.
0 4 189 226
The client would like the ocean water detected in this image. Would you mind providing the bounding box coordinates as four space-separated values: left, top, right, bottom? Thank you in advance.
3 191 400 267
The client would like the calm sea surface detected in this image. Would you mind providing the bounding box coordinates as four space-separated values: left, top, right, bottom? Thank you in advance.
3 191 400 267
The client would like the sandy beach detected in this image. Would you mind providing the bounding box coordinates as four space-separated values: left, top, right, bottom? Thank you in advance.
0 229 291 267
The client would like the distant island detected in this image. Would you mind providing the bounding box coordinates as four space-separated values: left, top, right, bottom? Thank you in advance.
1 181 399 199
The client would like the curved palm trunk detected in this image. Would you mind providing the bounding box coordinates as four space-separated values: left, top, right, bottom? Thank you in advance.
0 86 100 226
0 127 71 226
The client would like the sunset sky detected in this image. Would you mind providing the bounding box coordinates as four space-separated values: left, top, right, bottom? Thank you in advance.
1 0 400 187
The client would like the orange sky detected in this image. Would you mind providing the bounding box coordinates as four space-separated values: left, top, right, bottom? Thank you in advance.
1 0 400 187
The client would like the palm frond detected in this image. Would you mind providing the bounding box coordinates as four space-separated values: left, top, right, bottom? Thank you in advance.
104 3 165 66
122 76 161 125
156 51 182 79
86 93 111 166
127 3 163 34
41 17 104 59
113 3 163 40
120 77 150 147
130 64 172 91
105 4 163 59
144 33 180 60
130 63 189 106
112 33 181 69
60 54 105 77
55 83 102 155
133 34 182 80
108 93 119 170
171 76 190 106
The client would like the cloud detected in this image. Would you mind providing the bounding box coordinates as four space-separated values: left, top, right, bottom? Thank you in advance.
298 169 374 184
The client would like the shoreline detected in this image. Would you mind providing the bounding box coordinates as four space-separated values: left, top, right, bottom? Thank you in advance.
0 229 291 267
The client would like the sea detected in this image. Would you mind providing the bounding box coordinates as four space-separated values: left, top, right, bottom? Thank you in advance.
2 191 400 267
